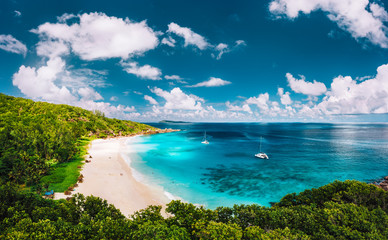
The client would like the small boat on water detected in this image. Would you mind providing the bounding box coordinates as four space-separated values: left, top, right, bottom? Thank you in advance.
255 136 269 159
201 131 209 144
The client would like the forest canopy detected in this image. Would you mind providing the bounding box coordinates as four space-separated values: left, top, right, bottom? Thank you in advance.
0 180 387 239
0 94 153 185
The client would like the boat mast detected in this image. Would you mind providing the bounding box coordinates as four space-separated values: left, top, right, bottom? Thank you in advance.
260 136 262 152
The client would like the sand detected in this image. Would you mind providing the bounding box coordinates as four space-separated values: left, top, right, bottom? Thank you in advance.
55 137 171 217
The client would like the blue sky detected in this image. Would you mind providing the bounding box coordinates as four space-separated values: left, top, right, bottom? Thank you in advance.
1 0 388 122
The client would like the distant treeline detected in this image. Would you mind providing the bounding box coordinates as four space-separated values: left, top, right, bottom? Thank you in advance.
0 180 387 239
0 94 153 185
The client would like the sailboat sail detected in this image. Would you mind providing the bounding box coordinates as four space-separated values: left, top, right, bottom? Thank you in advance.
255 136 268 159
201 131 209 144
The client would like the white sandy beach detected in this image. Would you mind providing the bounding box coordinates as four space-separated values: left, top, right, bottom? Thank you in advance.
55 137 171 217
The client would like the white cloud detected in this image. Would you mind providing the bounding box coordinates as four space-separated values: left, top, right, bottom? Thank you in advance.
269 0 388 48
277 87 292 105
286 73 327 96
370 3 388 21
33 12 159 60
144 95 158 105
12 57 76 103
150 87 204 110
246 93 271 111
12 56 138 119
121 62 162 80
212 40 247 60
57 13 76 22
190 77 231 87
235 40 246 46
166 22 245 59
77 100 138 119
14 10 21 17
110 96 118 101
161 36 176 47
165 75 182 80
165 74 187 84
167 22 209 50
36 39 69 58
226 101 252 113
215 43 228 60
61 68 109 89
78 87 104 101
317 63 388 114
0 34 27 56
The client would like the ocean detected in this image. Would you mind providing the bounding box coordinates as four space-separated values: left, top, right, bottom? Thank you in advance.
124 123 388 209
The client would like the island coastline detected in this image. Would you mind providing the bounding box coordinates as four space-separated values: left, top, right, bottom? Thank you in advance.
55 130 180 217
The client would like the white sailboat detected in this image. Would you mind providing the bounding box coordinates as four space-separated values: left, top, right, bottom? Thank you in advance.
201 131 209 144
255 136 269 159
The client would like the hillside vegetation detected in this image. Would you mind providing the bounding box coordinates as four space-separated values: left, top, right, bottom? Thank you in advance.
0 94 154 185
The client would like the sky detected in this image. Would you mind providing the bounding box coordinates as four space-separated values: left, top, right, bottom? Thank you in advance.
1 0 388 122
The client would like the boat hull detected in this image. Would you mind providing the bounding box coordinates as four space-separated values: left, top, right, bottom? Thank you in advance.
255 153 269 159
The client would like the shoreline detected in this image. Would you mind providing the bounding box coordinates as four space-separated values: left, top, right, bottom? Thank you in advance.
55 132 179 217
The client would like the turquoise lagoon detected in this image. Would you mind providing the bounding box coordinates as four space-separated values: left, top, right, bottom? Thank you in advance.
124 123 388 209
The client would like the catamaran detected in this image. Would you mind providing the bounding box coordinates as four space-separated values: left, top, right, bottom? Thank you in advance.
201 131 209 144
255 136 269 159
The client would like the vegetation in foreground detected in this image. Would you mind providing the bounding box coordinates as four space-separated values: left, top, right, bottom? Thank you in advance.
0 94 155 188
0 180 387 239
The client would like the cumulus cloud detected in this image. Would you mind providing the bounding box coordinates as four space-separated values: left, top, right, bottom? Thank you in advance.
0 34 27 56
190 77 231 87
317 63 388 114
12 57 76 103
226 101 252 113
13 56 137 119
33 12 159 60
277 87 292 105
144 95 158 105
78 87 104 101
269 0 388 48
77 100 138 119
121 62 162 80
246 93 271 111
161 36 176 47
150 87 204 110
36 39 69 58
167 22 209 50
286 73 327 96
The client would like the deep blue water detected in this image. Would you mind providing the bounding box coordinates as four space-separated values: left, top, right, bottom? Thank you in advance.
125 123 388 209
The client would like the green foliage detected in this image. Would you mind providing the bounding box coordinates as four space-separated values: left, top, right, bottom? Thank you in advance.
0 94 155 186
39 137 89 192
0 181 388 239
275 180 388 212
195 221 243 240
